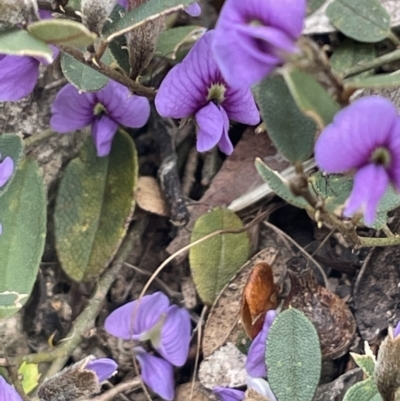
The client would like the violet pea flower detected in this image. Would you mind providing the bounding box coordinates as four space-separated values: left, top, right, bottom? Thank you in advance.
0 376 23 401
0 157 14 188
155 30 260 155
86 358 118 382
315 96 400 226
246 310 277 377
393 321 400 338
50 80 150 157
212 0 306 89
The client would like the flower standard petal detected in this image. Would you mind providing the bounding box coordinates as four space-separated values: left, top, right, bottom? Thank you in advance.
86 358 118 382
154 305 191 367
51 84 96 133
222 87 260 125
135 347 175 401
0 55 40 101
0 157 14 188
213 387 244 401
95 80 151 128
104 292 170 340
344 164 389 225
246 310 277 378
195 103 224 152
91 114 119 157
185 2 201 16
0 376 23 401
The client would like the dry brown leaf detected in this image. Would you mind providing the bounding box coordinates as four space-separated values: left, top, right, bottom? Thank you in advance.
174 382 210 401
135 176 169 216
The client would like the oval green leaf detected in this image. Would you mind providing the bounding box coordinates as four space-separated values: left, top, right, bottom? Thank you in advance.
0 29 52 61
105 0 194 42
256 75 316 163
255 158 310 210
61 48 113 91
345 72 400 89
156 26 205 59
0 159 47 318
28 19 97 48
266 308 322 401
189 207 250 305
343 378 382 401
54 130 138 282
326 0 390 43
283 68 341 128
0 134 24 197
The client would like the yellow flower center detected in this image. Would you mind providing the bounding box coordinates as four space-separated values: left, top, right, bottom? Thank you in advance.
207 83 226 104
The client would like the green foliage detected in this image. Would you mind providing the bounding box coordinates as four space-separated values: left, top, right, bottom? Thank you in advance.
307 0 325 15
255 75 316 163
18 362 41 394
189 207 250 305
156 26 205 59
346 72 400 90
60 49 114 92
54 131 138 282
266 308 322 401
351 351 376 378
0 29 52 61
282 68 341 128
28 19 97 47
326 0 390 43
104 0 194 42
0 159 46 318
0 134 24 197
255 158 310 210
343 378 382 401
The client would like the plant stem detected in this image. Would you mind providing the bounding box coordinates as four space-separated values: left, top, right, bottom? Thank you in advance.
24 129 56 148
60 46 156 99
358 235 400 247
388 31 400 47
343 48 400 78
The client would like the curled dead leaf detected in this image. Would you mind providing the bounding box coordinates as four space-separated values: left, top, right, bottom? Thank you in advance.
135 176 169 216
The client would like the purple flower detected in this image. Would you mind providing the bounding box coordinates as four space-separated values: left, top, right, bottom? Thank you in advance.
394 322 400 338
185 3 201 16
86 358 118 382
315 96 400 225
155 30 259 155
212 0 306 89
0 157 14 188
50 80 150 157
104 292 191 400
135 346 175 400
0 376 23 401
246 310 277 377
214 387 245 401
213 378 277 401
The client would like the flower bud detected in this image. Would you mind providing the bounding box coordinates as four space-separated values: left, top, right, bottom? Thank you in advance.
81 0 117 35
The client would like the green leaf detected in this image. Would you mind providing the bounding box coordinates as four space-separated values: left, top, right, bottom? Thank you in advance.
255 158 310 210
18 362 41 394
0 29 52 61
0 134 24 197
266 308 322 401
307 0 325 15
54 130 138 282
343 378 382 401
326 0 390 43
0 159 47 318
104 0 194 42
256 75 316 163
189 207 250 305
28 19 97 48
350 352 375 378
283 68 341 128
345 72 400 89
61 48 113 92
155 26 205 59
331 39 375 77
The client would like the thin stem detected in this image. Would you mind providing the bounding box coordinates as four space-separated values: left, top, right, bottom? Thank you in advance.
388 31 400 47
343 48 400 78
358 235 400 247
24 129 56 148
85 378 141 401
59 46 156 99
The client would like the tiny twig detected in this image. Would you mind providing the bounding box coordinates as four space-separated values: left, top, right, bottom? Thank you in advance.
25 129 56 148
85 378 141 401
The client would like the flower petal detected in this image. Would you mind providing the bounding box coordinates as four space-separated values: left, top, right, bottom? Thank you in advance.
155 31 219 119
394 321 400 338
222 87 260 125
247 377 277 401
91 114 119 157
135 347 175 401
51 84 96 133
185 2 201 16
344 164 389 226
0 157 14 188
95 80 151 128
315 96 398 173
86 358 118 382
0 56 39 101
213 387 244 401
246 310 277 377
155 305 191 366
217 107 233 155
195 102 224 152
0 376 23 401
104 292 170 340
